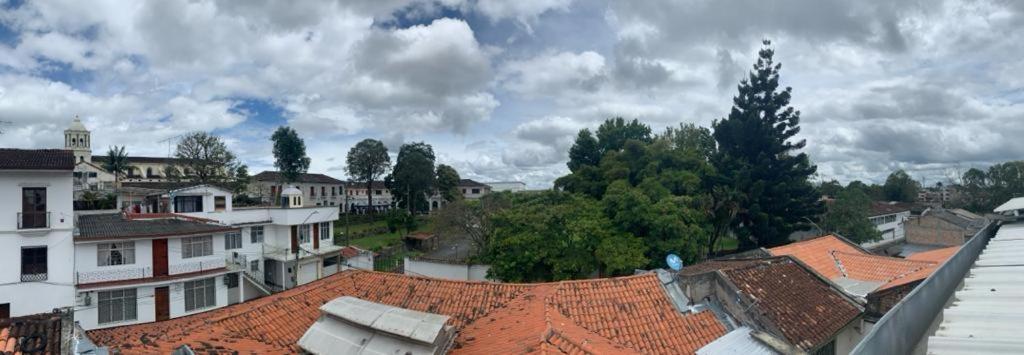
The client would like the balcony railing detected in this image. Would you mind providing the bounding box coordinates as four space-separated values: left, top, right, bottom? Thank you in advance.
169 259 227 275
76 267 153 284
17 212 50 229
21 272 47 282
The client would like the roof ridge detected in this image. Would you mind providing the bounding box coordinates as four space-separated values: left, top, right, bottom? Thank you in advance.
830 250 849 278
832 250 939 266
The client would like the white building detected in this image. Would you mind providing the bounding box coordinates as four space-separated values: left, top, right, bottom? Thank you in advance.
0 149 77 318
72 184 341 330
863 201 913 248
251 171 345 207
343 181 393 214
484 181 526 193
427 179 493 211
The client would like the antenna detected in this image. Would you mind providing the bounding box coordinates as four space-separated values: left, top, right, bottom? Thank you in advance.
666 254 683 271
158 133 185 158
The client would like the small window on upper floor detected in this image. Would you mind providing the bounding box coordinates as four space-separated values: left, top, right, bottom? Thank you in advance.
214 196 226 211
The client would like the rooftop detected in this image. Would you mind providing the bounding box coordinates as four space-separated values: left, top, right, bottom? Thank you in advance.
0 148 74 171
869 201 914 217
252 171 344 185
0 312 66 354
76 213 238 241
458 179 490 188
93 155 182 165
87 270 726 354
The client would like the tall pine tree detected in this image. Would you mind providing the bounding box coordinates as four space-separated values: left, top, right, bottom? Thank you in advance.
712 40 823 250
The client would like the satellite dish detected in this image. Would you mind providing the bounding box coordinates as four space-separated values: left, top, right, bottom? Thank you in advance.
666 254 683 271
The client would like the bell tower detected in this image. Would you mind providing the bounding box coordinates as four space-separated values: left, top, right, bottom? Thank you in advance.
64 115 92 163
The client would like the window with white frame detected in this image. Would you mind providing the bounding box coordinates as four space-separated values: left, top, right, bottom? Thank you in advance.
250 260 260 273
98 242 136 266
224 232 242 250
320 222 330 241
298 224 311 244
250 226 264 243
184 277 216 311
181 236 213 259
98 289 137 324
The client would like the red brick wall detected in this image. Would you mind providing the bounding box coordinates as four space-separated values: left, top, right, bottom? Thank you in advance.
905 216 966 246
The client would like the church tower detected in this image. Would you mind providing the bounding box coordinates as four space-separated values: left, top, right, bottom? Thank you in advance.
64 115 92 163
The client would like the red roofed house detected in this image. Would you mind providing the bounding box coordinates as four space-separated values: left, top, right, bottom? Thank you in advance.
769 234 958 318
86 270 728 354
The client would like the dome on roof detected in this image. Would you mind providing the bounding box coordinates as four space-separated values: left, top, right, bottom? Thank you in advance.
281 185 302 196
67 116 87 131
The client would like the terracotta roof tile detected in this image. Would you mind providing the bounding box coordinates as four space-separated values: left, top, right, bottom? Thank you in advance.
768 235 864 279
89 270 726 354
906 246 960 263
0 149 74 171
719 258 861 350
0 313 65 354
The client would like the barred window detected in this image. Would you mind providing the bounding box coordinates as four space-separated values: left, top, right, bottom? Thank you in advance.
181 236 213 259
98 289 137 324
98 242 136 266
250 226 264 243
184 278 216 311
224 232 242 250
320 222 331 241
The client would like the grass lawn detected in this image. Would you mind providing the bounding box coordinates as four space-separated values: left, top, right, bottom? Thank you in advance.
716 237 739 253
348 231 403 250
336 215 436 251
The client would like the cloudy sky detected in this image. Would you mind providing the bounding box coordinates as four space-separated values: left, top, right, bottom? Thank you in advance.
1 0 1022 188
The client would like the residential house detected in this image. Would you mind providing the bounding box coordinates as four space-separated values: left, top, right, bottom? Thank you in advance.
864 201 913 248
85 270 729 354
0 149 76 318
768 235 958 319
427 179 493 211
483 181 525 192
72 184 341 330
343 181 392 214
905 207 988 247
679 256 865 354
251 171 345 207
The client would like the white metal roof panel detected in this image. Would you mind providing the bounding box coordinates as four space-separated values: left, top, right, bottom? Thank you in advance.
697 327 778 355
993 197 1024 213
319 296 451 344
927 220 1024 354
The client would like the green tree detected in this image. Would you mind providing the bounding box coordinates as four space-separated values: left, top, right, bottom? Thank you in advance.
486 192 647 282
817 179 844 198
434 164 461 202
233 164 251 195
102 145 130 187
389 142 436 213
271 126 311 184
567 129 601 172
659 123 715 160
346 139 390 215
175 132 239 183
434 192 513 255
883 170 919 202
163 165 182 182
602 180 707 267
822 188 881 244
595 117 653 154
712 40 823 250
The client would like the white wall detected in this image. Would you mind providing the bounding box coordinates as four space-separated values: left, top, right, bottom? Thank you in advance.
864 211 912 248
404 258 492 281
0 170 76 317
74 239 155 284
835 318 872 355
76 274 233 330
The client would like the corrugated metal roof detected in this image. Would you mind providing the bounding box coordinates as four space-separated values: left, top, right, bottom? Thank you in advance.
697 327 778 355
926 222 1024 354
993 197 1024 213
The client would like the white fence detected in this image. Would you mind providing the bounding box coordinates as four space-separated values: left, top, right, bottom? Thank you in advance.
403 257 492 281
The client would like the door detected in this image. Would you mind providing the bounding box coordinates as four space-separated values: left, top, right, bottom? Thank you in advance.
290 225 298 253
153 239 168 277
313 224 320 250
154 286 170 321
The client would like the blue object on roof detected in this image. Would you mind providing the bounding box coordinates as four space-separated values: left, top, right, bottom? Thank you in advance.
666 254 683 271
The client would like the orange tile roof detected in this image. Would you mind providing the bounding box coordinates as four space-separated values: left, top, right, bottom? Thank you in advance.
767 235 863 279
88 270 726 354
1 313 65 354
906 246 960 263
769 235 957 292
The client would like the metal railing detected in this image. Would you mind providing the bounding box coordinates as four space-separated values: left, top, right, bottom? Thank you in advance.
20 272 47 282
17 211 50 229
76 267 153 284
850 221 998 355
170 259 227 274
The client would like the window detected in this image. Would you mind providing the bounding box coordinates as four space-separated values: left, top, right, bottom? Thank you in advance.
298 225 311 244
472 188 480 194
224 232 242 250
98 242 136 266
310 186 315 196
174 196 203 213
250 260 260 273
184 278 216 311
323 256 339 268
225 273 239 288
250 226 264 243
320 222 330 240
181 236 213 258
375 189 382 195
20 187 47 229
332 187 337 196
21 247 47 282
214 196 226 211
462 188 467 194
0 303 8 320
98 289 137 324
321 186 326 197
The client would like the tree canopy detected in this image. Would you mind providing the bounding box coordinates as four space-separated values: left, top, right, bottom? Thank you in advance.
389 142 436 213
711 40 822 250
953 161 1024 212
103 145 129 185
174 132 239 183
346 139 390 213
883 169 920 202
271 126 311 184
435 164 461 202
822 188 881 244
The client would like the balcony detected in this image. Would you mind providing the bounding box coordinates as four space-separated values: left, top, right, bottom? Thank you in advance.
76 267 153 284
170 259 227 275
17 212 50 230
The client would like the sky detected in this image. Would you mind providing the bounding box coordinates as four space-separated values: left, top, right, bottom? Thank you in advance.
0 0 1022 188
